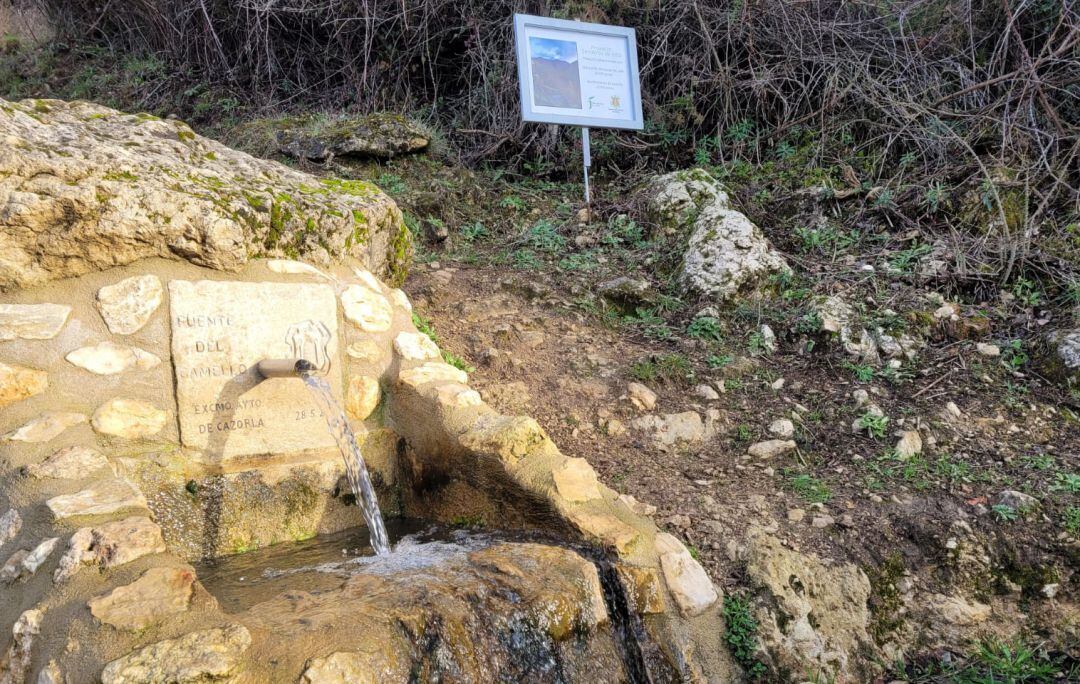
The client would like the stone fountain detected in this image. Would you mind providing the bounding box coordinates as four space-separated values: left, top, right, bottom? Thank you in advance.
0 98 734 682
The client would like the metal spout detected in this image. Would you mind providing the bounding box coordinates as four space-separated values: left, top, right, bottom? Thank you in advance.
256 358 319 379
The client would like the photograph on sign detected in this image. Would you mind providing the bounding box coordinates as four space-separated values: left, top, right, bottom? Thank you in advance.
514 14 644 130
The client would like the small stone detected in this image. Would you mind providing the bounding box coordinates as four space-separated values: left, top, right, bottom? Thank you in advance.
0 550 29 582
567 510 641 555
993 490 1038 511
894 430 923 459
839 514 855 528
398 362 467 388
944 401 963 419
393 331 440 360
0 303 71 341
617 494 657 517
433 383 483 409
976 342 1000 357
54 516 166 583
632 412 706 448
89 567 195 630
0 362 47 409
65 341 161 375
605 418 627 437
655 533 720 616
101 625 251 684
266 259 333 280
627 382 657 411
92 399 167 438
388 288 412 312
1041 583 1059 598
345 376 380 420
46 479 147 520
768 419 795 438
345 338 383 363
1 509 21 548
3 412 86 442
26 446 112 479
787 508 806 522
852 389 870 407
747 439 796 459
934 303 958 320
693 384 720 401
759 324 777 353
340 284 393 332
811 515 834 529
553 458 603 502
96 275 163 334
20 537 59 576
770 377 785 391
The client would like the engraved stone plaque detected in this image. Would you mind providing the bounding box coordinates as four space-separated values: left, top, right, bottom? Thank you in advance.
169 280 342 459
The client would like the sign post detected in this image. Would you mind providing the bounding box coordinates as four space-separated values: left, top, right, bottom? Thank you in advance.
513 14 644 207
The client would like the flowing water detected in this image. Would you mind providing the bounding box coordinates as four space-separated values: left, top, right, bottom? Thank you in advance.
301 374 390 555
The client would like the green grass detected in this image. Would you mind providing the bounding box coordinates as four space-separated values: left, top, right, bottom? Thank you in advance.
441 350 474 373
905 638 1067 683
858 412 889 439
785 471 832 504
412 311 438 342
687 316 723 342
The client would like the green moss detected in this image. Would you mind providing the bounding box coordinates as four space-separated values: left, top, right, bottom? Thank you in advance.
134 111 161 121
867 553 906 645
103 170 138 182
386 218 413 287
320 177 380 198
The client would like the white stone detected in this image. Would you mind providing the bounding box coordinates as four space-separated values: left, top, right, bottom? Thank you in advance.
627 382 657 411
768 419 795 438
169 280 343 458
20 537 59 576
398 362 467 388
46 479 147 520
101 625 252 684
693 384 720 401
1 609 41 684
760 324 777 353
1 508 22 548
89 566 195 630
433 383 483 408
3 412 86 442
65 341 160 375
0 361 47 409
345 338 383 363
27 446 113 479
747 439 796 459
54 516 166 583
0 303 71 341
352 268 384 292
266 259 334 280
894 430 922 459
345 376 380 421
393 331 440 360
617 494 657 516
96 275 163 334
388 288 412 311
975 342 1000 357
92 399 168 438
553 458 603 502
655 532 719 616
341 284 393 332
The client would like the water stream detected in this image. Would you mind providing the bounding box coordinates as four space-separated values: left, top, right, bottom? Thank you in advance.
301 375 391 555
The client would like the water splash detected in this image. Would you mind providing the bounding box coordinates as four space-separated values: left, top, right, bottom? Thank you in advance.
301 375 390 555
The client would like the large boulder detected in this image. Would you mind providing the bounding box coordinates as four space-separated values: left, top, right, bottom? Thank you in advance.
648 169 789 301
0 98 412 291
1041 326 1079 388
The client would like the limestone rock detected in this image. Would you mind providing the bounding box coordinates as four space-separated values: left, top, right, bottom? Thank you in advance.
299 651 411 684
768 419 795 439
92 398 168 438
0 361 46 409
393 331 440 360
616 564 667 615
0 549 29 582
553 458 603 502
266 259 333 280
597 276 654 308
271 112 429 161
656 532 719 616
748 439 796 459
433 383 483 409
1 508 21 548
46 479 147 520
994 489 1038 511
649 169 789 300
27 446 112 479
65 341 161 375
96 274 162 334
345 376 380 421
975 342 1000 357
745 531 875 682
2 411 86 442
1041 327 1080 387
566 509 641 555
457 414 545 466
894 430 922 459
1 609 42 684
101 624 252 684
632 411 707 449
0 303 70 340
626 382 657 411
0 98 409 291
341 284 393 332
398 361 467 388
388 288 412 312
345 338 384 363
617 493 657 517
813 296 880 363
89 566 195 630
54 516 166 583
